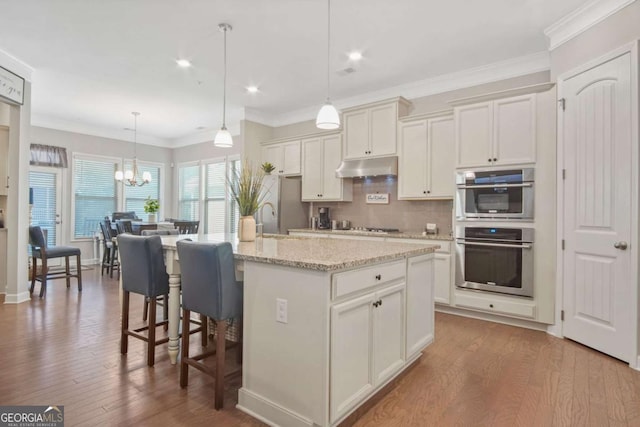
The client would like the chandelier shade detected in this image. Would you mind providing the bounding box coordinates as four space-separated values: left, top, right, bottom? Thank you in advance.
114 112 151 187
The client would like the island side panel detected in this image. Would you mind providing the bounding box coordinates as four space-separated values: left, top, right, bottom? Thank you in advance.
238 261 331 427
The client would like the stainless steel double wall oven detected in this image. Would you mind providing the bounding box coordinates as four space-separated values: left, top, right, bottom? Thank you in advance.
455 168 535 298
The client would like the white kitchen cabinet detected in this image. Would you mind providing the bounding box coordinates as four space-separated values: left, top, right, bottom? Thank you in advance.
406 254 434 359
343 98 410 160
454 94 536 168
0 231 6 293
302 134 352 201
261 139 301 176
330 282 406 422
398 114 455 199
0 127 9 196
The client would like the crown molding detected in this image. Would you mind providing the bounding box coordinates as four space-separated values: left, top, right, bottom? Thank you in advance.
259 51 550 128
31 113 173 148
544 0 637 51
0 48 34 82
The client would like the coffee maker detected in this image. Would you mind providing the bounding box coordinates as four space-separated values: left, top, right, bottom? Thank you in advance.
318 207 331 229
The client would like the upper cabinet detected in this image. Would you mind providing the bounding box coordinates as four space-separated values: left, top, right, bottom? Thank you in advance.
343 98 410 160
301 133 352 202
398 113 455 199
454 93 536 168
0 127 9 196
261 139 301 176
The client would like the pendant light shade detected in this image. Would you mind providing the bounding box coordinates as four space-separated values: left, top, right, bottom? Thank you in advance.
316 101 340 130
215 23 233 148
316 0 340 130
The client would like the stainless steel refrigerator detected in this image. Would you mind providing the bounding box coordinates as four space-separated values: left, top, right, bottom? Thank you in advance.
260 175 308 234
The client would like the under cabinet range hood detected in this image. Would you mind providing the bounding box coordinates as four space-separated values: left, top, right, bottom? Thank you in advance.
335 156 398 178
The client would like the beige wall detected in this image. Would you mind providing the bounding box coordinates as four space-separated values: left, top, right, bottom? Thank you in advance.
241 120 273 165
550 1 640 79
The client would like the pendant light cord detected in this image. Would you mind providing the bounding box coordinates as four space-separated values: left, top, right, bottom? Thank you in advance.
326 0 331 102
222 25 227 129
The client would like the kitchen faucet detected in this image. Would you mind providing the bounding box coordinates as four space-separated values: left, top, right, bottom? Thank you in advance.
258 202 276 237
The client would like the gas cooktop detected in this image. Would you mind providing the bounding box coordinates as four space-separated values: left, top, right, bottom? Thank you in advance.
349 227 400 234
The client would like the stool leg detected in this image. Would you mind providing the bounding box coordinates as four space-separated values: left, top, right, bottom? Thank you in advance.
163 295 169 331
109 247 116 278
143 298 149 321
30 256 36 294
147 297 157 367
121 291 130 355
180 308 190 388
39 257 47 298
201 314 208 347
215 319 227 410
65 256 71 288
76 254 82 291
101 247 109 276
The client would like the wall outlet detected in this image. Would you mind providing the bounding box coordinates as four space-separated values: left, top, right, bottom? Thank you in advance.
276 298 288 324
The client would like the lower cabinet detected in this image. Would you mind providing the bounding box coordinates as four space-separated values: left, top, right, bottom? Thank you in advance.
406 254 434 358
330 283 405 423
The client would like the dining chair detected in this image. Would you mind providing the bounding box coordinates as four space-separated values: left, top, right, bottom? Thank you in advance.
174 220 199 234
117 234 170 367
116 219 133 235
176 240 243 410
99 220 118 277
135 224 158 235
29 226 82 298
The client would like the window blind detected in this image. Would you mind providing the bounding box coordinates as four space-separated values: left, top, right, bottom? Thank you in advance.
74 157 118 238
178 164 200 221
123 161 161 218
205 161 226 233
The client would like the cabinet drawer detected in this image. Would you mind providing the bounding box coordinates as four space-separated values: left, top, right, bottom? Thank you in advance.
454 291 535 319
333 259 406 299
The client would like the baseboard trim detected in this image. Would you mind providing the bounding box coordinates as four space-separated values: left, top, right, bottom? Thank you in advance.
237 388 314 427
436 305 548 332
4 291 31 304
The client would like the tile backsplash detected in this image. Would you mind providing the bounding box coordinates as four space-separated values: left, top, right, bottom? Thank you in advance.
310 176 453 235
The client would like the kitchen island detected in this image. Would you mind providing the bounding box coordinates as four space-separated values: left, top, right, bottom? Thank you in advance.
160 234 438 427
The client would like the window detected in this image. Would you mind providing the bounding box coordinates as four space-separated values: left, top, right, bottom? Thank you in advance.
73 155 119 239
178 164 200 221
123 161 161 218
178 156 239 233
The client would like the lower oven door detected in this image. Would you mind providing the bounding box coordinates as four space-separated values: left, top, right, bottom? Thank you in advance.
456 238 534 297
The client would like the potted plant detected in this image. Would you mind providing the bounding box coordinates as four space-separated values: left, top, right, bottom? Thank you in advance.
228 161 266 241
143 197 159 223
261 161 276 175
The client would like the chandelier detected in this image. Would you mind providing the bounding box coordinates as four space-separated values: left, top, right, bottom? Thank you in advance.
115 112 151 187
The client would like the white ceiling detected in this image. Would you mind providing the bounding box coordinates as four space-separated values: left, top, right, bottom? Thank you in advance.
0 0 589 146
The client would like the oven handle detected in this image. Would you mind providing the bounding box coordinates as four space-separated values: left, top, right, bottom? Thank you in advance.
456 183 533 189
457 241 533 249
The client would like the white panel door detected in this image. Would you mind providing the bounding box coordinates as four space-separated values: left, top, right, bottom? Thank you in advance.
455 102 492 168
428 116 455 198
398 120 427 198
562 51 633 362
301 138 323 200
406 255 434 358
281 140 301 175
369 103 397 156
344 109 369 159
372 283 405 385
493 94 536 165
321 135 343 200
29 167 63 265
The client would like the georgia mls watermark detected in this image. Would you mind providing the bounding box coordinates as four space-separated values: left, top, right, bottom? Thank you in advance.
0 406 64 427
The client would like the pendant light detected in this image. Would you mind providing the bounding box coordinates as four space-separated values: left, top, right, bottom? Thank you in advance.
316 0 340 130
214 23 233 148
115 112 152 187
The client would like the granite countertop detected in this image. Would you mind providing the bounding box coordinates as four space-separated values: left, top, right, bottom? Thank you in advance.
288 228 454 241
160 233 438 272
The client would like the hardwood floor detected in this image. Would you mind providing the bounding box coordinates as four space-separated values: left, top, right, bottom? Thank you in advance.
2 269 640 426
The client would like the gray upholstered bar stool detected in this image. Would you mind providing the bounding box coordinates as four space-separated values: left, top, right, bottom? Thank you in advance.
140 229 179 322
176 240 243 410
117 234 170 367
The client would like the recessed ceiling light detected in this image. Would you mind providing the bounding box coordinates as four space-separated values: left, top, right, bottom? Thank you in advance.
246 86 259 94
348 51 363 61
176 59 192 68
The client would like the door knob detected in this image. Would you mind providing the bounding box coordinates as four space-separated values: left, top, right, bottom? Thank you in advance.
614 241 628 250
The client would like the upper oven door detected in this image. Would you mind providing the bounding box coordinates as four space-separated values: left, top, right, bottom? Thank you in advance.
456 168 534 220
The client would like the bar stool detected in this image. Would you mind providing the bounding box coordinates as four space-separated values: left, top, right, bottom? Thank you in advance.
140 229 179 322
117 234 170 367
176 240 243 410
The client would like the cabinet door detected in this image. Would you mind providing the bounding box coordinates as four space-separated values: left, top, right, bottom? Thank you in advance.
427 116 455 198
373 283 406 386
369 103 397 156
434 253 451 305
321 135 344 200
344 109 369 159
330 293 375 422
398 120 428 199
262 144 283 175
0 231 6 291
0 128 8 196
455 102 492 168
281 140 301 175
406 255 434 358
493 94 536 165
301 138 323 200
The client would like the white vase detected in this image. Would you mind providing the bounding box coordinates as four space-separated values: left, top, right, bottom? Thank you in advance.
148 213 156 223
238 216 256 242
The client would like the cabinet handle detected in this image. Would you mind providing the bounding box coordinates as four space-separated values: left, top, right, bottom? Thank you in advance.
373 301 379 308
375 274 381 281
427 190 430 194
488 158 492 163
378 299 382 306
489 304 494 308
493 158 497 162
423 190 426 194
